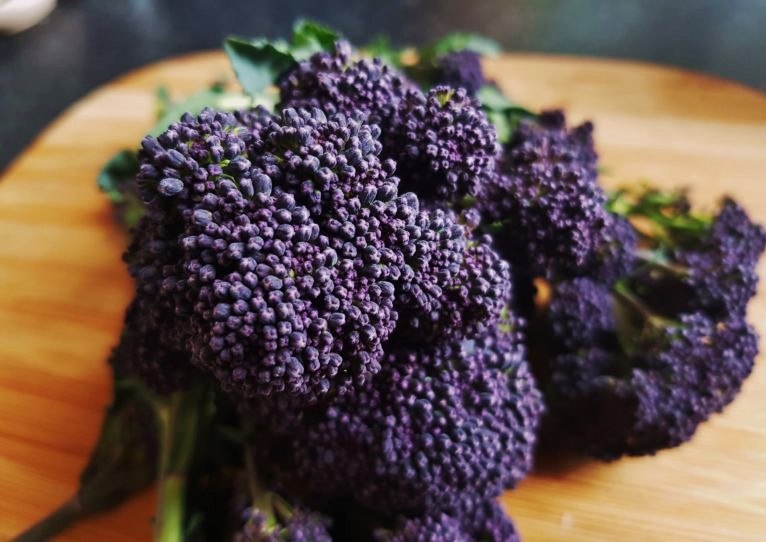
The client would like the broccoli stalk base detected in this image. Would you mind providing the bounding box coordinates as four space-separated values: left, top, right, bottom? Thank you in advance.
153 384 207 542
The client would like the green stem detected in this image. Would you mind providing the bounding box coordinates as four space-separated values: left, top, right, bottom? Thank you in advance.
153 386 205 542
155 475 186 542
634 248 688 276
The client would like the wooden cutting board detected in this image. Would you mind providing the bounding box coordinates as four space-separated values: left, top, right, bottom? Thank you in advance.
1 51 765 542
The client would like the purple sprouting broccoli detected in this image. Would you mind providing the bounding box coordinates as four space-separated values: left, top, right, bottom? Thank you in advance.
267 324 543 513
543 276 759 459
546 277 616 351
383 86 500 206
278 41 414 127
609 189 766 318
128 106 504 404
480 110 624 280
679 199 766 316
538 191 764 459
434 50 487 97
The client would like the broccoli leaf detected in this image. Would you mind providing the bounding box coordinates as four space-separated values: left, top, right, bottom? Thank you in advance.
476 84 537 143
291 19 340 60
97 149 144 230
225 21 341 99
223 37 296 99
152 85 251 136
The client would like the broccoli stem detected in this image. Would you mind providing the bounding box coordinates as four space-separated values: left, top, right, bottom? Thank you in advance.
154 385 205 542
633 248 688 276
155 474 185 542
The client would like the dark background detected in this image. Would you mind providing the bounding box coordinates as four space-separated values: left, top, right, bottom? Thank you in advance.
2 0 765 171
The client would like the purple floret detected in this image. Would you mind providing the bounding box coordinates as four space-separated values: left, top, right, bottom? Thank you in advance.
547 277 616 350
129 107 489 403
674 198 766 317
480 110 612 279
136 108 268 214
394 229 512 343
384 86 499 206
278 41 413 127
234 508 332 542
109 296 194 394
546 312 758 459
274 325 543 513
584 214 638 284
434 50 487 96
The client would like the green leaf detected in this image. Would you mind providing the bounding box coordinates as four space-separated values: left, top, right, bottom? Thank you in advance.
97 149 138 204
97 149 144 230
476 84 514 110
151 86 250 136
291 19 341 60
224 37 296 99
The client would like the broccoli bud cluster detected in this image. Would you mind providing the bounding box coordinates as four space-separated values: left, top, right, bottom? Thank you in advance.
261 326 542 514
279 41 412 127
383 86 500 206
122 105 518 409
479 110 614 279
434 50 487 97
541 192 765 459
379 494 519 542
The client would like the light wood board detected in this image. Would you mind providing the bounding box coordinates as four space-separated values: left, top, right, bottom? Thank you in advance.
1 51 765 541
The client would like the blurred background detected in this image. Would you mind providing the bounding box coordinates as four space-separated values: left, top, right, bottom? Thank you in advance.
1 0 765 171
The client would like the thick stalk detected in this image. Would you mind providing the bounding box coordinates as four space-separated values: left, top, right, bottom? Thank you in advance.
155 475 186 542
153 385 205 542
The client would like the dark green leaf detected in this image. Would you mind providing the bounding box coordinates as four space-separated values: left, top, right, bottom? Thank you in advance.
291 19 340 60
151 86 250 136
97 149 138 204
224 37 296 98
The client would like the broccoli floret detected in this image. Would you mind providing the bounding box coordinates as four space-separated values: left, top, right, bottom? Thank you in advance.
278 41 414 127
127 106 511 406
264 324 543 513
541 195 763 459
544 310 758 460
480 110 615 280
383 86 500 207
434 50 487 96
547 277 616 351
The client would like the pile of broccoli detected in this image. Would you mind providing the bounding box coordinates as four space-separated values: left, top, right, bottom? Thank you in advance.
16 21 763 542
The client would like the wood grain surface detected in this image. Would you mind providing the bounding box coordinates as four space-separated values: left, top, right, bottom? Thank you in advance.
1 51 766 542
